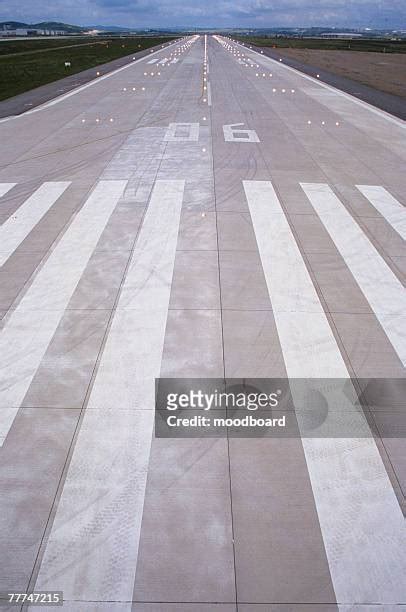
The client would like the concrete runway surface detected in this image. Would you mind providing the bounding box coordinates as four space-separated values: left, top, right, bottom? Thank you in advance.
0 34 405 611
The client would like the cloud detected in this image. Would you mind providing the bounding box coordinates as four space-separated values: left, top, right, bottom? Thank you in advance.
0 0 405 28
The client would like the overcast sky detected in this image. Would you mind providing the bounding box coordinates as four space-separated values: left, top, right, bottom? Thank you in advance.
1 0 405 28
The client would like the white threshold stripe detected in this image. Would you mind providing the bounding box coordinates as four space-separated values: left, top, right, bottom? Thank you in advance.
0 180 126 441
356 185 406 241
244 180 406 605
0 181 71 267
301 183 406 367
0 183 16 199
34 180 185 603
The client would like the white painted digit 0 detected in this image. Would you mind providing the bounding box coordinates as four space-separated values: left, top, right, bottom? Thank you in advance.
164 123 200 142
223 123 260 142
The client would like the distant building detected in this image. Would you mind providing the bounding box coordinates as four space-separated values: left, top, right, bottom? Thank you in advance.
0 27 68 37
320 32 363 39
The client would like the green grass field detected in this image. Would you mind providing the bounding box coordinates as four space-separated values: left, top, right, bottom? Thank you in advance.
0 36 176 101
237 37 406 53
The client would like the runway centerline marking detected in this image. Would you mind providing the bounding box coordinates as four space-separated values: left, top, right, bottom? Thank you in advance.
207 81 212 106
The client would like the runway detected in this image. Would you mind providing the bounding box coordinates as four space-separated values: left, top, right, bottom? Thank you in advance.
0 40 181 119
0 34 405 611
245 43 406 121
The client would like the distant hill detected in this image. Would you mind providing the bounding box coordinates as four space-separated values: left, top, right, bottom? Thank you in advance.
0 21 133 33
35 21 85 32
90 24 133 32
0 21 29 29
0 21 86 32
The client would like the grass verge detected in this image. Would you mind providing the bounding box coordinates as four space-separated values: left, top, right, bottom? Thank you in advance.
236 37 406 53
